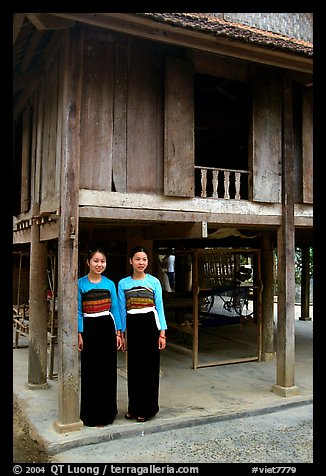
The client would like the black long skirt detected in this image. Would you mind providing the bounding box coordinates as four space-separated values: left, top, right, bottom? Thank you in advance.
126 312 160 418
80 315 117 426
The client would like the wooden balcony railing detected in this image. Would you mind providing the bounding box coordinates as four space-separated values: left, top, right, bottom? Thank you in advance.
195 166 249 200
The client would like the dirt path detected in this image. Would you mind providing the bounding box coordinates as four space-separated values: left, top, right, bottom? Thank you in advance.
13 401 52 463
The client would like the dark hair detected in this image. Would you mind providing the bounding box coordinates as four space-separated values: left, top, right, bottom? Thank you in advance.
87 247 107 261
129 246 148 259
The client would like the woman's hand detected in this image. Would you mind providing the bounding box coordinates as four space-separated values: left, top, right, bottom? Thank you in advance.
78 333 83 352
116 335 122 350
120 336 127 352
158 335 166 350
117 333 127 352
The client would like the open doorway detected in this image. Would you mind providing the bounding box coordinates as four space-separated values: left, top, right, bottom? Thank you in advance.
163 248 262 368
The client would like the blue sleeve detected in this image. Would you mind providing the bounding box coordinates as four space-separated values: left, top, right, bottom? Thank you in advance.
153 278 168 330
109 280 122 331
118 280 127 333
77 281 84 333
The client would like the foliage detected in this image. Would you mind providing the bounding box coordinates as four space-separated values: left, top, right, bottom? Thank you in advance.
295 247 313 284
273 247 313 289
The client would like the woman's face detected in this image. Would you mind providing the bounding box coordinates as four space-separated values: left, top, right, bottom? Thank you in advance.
130 252 148 273
88 252 107 275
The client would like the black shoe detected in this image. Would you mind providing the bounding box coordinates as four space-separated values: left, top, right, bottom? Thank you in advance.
125 413 136 420
137 416 149 422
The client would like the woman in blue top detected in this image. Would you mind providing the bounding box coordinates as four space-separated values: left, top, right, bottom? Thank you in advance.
118 246 167 422
78 248 122 427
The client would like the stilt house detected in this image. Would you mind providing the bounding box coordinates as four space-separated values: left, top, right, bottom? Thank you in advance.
13 13 313 431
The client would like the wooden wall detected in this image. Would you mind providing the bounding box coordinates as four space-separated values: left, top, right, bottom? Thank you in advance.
251 76 282 203
19 26 313 220
79 29 115 192
302 87 313 204
79 32 164 195
38 56 61 209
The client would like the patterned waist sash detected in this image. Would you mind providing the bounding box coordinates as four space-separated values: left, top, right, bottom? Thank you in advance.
82 289 117 329
125 286 160 330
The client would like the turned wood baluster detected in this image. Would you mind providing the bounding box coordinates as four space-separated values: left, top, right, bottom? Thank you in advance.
201 169 207 197
235 172 241 200
212 170 219 198
224 171 230 199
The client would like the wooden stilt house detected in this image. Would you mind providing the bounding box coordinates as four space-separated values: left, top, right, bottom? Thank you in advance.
13 13 313 431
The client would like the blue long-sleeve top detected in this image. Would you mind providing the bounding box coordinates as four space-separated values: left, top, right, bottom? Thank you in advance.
77 275 122 333
117 274 167 333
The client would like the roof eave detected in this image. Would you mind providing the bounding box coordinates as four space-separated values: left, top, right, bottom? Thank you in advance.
49 12 313 74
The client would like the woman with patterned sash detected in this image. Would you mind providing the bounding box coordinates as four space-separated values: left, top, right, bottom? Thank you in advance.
118 246 167 422
78 248 123 427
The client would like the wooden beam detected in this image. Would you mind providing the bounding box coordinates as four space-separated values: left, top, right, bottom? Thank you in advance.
20 30 43 72
189 50 249 80
196 356 258 368
39 220 59 241
13 229 31 244
78 191 312 227
13 30 63 94
13 13 25 46
13 31 64 120
144 223 207 240
79 205 283 226
26 13 75 30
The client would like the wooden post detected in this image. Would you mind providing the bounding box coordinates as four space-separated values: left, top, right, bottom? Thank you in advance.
261 232 275 360
54 28 84 432
272 76 299 397
192 250 199 369
300 245 311 321
27 204 48 388
255 251 263 361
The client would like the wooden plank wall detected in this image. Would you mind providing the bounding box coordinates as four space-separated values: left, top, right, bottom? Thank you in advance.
79 34 164 195
112 39 128 193
21 107 31 212
252 76 282 203
126 39 164 194
79 29 115 192
293 83 303 204
164 56 194 197
40 56 60 202
302 87 313 204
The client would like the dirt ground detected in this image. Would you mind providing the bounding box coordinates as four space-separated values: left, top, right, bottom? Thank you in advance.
13 401 52 463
